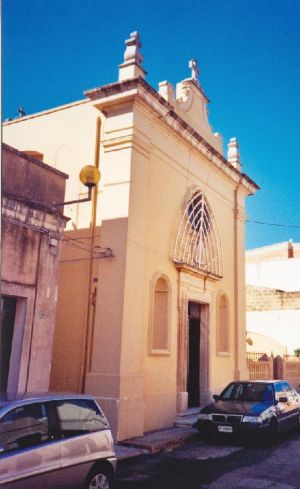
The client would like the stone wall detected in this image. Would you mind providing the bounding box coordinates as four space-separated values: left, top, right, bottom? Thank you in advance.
246 285 300 311
3 143 67 212
1 144 68 395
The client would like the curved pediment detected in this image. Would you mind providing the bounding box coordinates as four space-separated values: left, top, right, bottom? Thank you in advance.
158 61 223 154
175 79 223 153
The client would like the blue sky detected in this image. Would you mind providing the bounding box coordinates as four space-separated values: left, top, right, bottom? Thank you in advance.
3 0 300 249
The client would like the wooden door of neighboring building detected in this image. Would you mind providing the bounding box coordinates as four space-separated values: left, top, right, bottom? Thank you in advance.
0 296 17 392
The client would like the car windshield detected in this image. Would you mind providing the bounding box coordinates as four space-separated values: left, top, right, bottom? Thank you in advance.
220 382 274 402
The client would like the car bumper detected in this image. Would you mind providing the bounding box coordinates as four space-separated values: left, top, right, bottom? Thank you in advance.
196 420 270 439
108 456 118 477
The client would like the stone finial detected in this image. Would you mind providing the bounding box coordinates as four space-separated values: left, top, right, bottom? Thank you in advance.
189 59 200 85
158 81 175 104
124 31 143 65
119 31 146 81
18 106 26 117
227 137 241 171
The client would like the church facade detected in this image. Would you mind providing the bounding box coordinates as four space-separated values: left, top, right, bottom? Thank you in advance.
3 32 258 440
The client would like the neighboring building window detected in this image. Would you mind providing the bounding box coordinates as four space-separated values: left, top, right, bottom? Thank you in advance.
150 275 171 354
217 293 229 354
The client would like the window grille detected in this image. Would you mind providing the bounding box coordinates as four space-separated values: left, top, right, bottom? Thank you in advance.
174 191 223 278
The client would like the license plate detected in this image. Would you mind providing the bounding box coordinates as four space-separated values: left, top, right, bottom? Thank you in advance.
218 425 233 433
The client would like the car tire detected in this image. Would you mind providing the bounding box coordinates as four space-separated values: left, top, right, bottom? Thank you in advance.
84 466 112 489
268 418 278 444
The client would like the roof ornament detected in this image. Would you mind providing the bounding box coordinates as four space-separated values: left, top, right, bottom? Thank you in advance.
189 59 200 86
18 106 26 117
227 137 241 171
119 31 146 81
123 31 143 66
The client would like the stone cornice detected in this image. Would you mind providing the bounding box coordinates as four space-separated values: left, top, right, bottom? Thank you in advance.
2 99 89 125
2 195 68 234
85 77 259 195
174 262 223 281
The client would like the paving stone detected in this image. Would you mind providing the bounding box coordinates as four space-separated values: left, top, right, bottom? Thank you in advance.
236 478 295 489
171 442 242 460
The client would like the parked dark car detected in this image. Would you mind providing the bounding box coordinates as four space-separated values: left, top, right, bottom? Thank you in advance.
196 380 300 442
0 393 117 488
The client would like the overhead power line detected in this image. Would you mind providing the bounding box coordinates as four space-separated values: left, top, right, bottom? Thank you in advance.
247 219 300 230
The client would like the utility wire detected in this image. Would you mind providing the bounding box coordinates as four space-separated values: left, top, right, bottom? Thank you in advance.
62 236 99 254
62 235 112 257
247 219 300 229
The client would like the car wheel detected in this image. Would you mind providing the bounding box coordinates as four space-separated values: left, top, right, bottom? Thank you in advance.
84 466 112 489
268 418 278 444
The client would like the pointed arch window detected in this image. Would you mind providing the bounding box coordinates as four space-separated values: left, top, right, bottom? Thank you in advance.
174 191 223 278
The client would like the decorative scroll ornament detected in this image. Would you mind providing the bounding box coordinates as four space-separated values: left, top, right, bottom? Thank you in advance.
174 191 223 278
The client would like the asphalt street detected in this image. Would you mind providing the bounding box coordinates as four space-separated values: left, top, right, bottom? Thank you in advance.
115 429 300 489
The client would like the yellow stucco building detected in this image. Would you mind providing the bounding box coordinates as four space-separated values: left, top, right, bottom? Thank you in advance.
3 32 258 440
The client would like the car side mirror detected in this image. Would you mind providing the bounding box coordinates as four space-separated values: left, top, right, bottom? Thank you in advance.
278 396 288 403
213 394 220 401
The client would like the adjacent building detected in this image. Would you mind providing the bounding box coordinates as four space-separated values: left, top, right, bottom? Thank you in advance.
246 241 300 356
1 144 68 396
3 32 259 439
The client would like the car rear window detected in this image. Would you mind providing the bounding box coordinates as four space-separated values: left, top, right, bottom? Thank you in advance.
56 399 108 437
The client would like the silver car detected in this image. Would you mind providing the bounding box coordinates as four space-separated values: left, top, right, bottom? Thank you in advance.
0 393 117 488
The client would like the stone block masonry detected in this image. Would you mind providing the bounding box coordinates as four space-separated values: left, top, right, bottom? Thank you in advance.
246 285 300 311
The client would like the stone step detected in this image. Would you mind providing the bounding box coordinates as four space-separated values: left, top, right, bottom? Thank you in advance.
117 426 199 455
176 407 200 417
